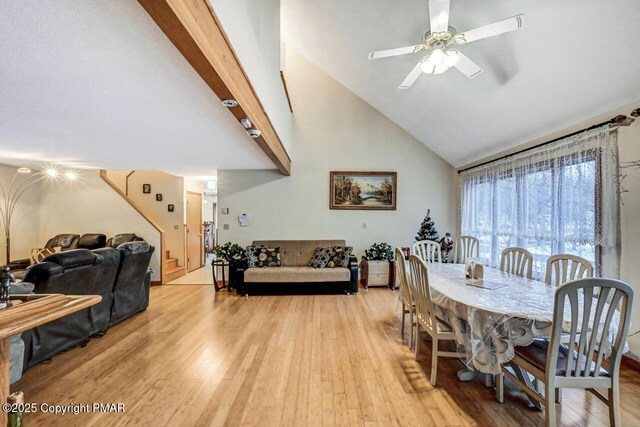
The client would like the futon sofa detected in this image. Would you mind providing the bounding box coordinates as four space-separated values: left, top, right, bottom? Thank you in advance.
235 240 358 295
19 242 154 369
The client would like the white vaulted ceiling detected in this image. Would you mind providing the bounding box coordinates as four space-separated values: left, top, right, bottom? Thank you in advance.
282 0 640 167
0 0 275 176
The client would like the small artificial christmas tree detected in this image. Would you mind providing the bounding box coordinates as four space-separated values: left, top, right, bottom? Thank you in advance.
415 209 440 242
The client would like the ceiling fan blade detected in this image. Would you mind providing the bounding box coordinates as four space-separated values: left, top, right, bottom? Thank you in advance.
399 60 424 89
368 45 422 60
457 14 525 44
453 51 483 79
429 0 450 33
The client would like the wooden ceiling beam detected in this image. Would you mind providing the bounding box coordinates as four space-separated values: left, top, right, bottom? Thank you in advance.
138 0 291 175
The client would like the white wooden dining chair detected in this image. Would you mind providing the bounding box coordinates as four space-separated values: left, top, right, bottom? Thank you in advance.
545 254 593 287
500 247 533 279
409 255 458 386
496 278 633 427
452 235 479 264
412 240 441 263
395 248 416 349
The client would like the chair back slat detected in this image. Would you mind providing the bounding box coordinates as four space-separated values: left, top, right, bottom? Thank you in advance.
499 247 533 279
548 278 633 380
409 255 437 332
545 254 594 287
395 247 413 306
585 287 611 374
412 240 441 263
565 291 579 376
452 235 479 264
574 286 594 377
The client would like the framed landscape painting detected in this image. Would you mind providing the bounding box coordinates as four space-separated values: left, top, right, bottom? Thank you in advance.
330 171 397 210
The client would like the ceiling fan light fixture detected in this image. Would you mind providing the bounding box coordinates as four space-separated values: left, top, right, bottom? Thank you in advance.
421 49 459 75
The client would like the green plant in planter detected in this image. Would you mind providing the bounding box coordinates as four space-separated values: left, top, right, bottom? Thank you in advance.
213 242 244 262
363 242 394 261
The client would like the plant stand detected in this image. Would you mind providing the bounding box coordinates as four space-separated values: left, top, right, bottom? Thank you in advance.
211 259 229 292
360 260 396 289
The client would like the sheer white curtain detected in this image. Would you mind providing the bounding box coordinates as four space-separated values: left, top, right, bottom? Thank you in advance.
460 126 619 280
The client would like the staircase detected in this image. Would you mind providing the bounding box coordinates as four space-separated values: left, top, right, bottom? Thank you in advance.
164 250 186 282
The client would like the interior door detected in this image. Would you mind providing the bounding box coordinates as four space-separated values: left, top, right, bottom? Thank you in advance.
186 192 203 272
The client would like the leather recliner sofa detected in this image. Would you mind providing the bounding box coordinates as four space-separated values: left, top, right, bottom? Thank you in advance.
21 249 114 367
7 233 107 273
20 242 154 369
110 242 155 326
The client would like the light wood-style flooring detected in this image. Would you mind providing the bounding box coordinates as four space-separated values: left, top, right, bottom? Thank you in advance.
13 284 640 426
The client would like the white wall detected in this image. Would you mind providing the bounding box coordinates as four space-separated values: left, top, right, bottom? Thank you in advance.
35 170 162 281
0 164 42 262
617 114 640 359
218 49 456 257
209 0 292 153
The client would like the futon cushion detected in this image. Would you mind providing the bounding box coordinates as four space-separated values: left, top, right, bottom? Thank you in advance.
327 246 353 268
308 247 335 268
515 339 609 377
252 240 346 267
244 266 350 283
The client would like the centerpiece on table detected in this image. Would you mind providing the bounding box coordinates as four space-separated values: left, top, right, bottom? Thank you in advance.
360 242 396 289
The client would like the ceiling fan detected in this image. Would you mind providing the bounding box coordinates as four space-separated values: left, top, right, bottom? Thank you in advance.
368 0 525 89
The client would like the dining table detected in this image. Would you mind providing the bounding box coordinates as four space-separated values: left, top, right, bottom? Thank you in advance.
424 262 622 379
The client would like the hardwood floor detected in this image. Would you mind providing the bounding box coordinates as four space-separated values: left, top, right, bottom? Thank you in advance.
12 285 640 426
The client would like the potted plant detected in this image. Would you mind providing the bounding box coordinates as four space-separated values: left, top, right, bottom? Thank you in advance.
212 242 245 291
213 242 244 262
360 242 396 289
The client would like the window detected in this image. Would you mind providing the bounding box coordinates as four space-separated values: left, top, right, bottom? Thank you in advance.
460 126 619 280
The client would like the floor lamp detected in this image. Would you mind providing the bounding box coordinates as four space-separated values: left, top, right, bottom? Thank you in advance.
0 167 76 265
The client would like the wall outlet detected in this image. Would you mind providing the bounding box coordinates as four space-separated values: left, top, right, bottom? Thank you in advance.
362 223 367 229
221 208 229 214
174 225 179 230
223 224 230 230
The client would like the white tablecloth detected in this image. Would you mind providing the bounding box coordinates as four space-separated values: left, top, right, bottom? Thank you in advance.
425 263 622 374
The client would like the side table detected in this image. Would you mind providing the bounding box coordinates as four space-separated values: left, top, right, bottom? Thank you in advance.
211 259 229 292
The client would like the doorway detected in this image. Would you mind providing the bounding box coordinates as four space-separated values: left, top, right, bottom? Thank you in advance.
186 191 203 272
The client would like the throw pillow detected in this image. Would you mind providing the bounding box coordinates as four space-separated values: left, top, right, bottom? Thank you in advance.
246 245 267 268
29 248 56 265
308 247 335 268
327 246 353 268
257 247 281 267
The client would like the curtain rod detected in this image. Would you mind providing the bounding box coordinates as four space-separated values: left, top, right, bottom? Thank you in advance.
457 117 621 175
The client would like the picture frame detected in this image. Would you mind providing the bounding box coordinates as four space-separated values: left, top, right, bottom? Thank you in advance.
330 171 397 210
167 204 174 212
142 184 151 194
156 193 163 201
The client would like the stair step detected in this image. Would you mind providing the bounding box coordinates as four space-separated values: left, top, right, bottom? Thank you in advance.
166 265 185 274
165 265 187 282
